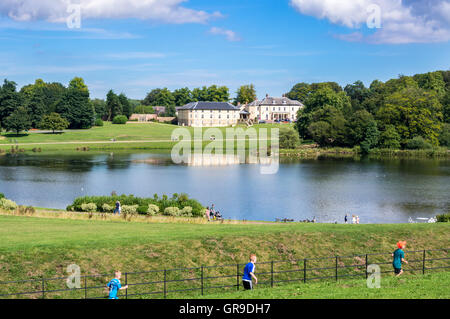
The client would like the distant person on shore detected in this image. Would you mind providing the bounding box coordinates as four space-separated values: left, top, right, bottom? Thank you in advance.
392 241 408 277
242 254 258 290
205 207 211 221
107 271 128 299
345 214 348 224
352 215 356 224
356 215 360 224
114 201 121 215
210 204 215 220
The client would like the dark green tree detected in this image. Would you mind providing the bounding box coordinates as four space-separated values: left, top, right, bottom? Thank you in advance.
0 80 22 130
3 106 32 135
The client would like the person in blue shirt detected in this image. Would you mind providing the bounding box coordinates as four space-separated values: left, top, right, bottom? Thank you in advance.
107 271 128 299
242 254 258 290
392 241 408 276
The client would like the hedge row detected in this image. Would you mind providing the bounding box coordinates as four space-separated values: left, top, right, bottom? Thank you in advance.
436 213 450 222
66 193 205 217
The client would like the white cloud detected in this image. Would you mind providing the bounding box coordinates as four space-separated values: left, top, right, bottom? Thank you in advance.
209 27 241 42
0 0 221 24
290 0 450 43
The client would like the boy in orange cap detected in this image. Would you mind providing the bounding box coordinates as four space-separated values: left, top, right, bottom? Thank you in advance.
392 241 408 276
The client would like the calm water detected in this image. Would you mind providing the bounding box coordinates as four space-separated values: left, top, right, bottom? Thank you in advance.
0 152 449 223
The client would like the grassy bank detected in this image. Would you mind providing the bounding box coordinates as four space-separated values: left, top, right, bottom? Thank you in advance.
192 272 450 299
1 122 447 158
0 212 448 298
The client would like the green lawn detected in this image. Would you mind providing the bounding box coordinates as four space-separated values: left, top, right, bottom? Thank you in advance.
0 122 287 151
190 272 450 299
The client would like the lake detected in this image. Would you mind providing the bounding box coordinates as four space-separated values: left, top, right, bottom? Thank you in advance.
0 152 449 223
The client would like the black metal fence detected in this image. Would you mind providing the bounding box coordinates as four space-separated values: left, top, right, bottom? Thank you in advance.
0 248 448 299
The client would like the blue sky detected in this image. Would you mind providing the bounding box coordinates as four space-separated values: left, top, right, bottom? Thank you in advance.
0 0 449 99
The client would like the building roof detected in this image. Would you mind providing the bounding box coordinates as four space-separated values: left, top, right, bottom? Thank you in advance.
247 96 303 107
178 101 239 111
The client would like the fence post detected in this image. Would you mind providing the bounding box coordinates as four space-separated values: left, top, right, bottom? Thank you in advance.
271 261 274 288
125 272 128 299
422 250 426 275
365 254 368 279
164 270 167 299
303 259 307 283
201 266 204 296
42 278 45 299
236 264 240 291
84 277 87 299
335 256 338 281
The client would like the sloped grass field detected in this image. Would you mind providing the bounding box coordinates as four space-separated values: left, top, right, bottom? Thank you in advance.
0 215 448 299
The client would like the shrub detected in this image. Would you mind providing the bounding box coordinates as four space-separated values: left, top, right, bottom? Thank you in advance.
181 206 193 217
0 193 4 199
0 198 18 211
164 207 180 217
94 119 104 127
122 205 138 215
70 194 205 216
279 127 301 149
112 115 128 124
137 205 148 214
102 203 114 213
405 136 432 150
81 203 97 212
147 204 160 216
436 213 450 222
439 123 450 147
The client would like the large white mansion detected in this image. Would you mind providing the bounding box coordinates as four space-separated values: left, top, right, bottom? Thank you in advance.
177 95 304 127
244 94 304 122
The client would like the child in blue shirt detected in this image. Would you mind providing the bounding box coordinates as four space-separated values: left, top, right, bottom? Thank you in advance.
242 254 258 290
392 241 408 276
107 271 128 299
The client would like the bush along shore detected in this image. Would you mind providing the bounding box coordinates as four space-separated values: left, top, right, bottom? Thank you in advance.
66 193 205 218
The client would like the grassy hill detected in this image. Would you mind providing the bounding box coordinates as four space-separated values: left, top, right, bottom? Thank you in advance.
0 213 448 298
0 122 282 152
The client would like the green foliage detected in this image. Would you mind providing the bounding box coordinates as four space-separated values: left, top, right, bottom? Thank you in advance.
81 203 97 212
0 79 22 130
0 198 18 210
112 115 128 124
439 123 450 147
106 90 122 121
279 127 301 149
133 105 154 114
379 125 401 149
3 106 32 135
56 77 94 129
69 194 204 217
147 204 160 216
0 193 4 199
164 206 181 216
405 136 433 150
94 119 104 127
122 205 138 215
234 84 257 105
436 213 450 222
292 71 447 151
181 206 193 217
38 113 69 133
102 203 114 213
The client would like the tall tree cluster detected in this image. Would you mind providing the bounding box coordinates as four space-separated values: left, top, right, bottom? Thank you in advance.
288 71 449 151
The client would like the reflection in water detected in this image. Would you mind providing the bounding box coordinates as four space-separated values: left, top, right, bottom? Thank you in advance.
0 152 448 223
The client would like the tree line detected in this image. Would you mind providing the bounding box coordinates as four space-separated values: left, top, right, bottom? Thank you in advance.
0 77 259 135
288 70 450 152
